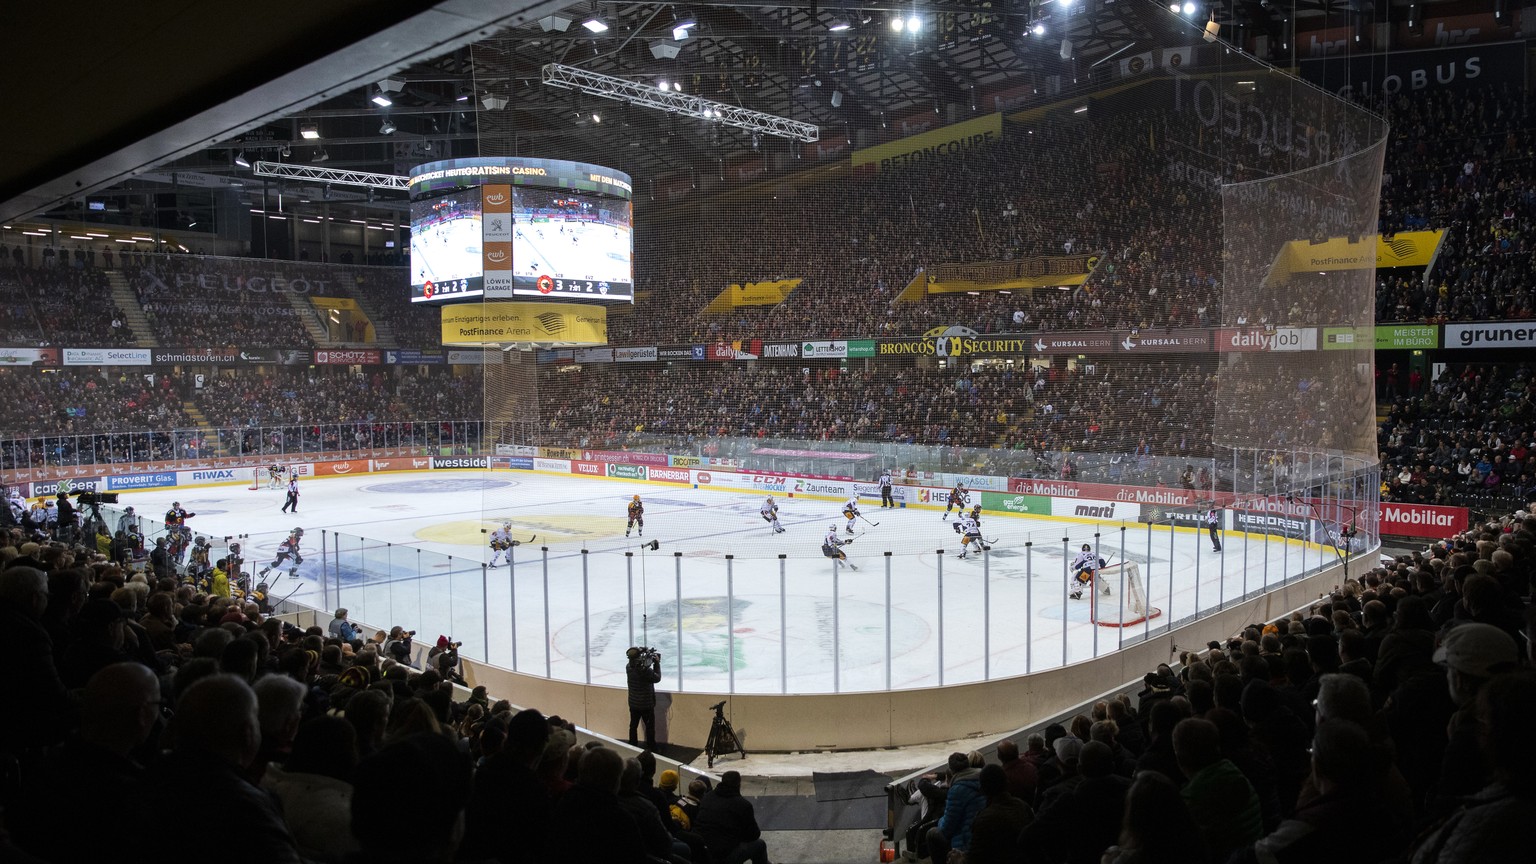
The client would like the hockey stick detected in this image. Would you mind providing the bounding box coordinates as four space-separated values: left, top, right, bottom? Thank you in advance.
857 514 881 527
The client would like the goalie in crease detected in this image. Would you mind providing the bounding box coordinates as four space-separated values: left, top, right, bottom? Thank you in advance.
1070 543 1109 600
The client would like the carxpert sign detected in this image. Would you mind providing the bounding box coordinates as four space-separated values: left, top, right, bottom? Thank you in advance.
26 477 102 497
431 457 489 469
107 473 177 490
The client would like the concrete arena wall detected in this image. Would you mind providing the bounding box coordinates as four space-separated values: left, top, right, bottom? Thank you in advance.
455 552 1354 751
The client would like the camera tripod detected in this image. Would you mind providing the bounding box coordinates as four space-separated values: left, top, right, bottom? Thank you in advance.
704 700 746 768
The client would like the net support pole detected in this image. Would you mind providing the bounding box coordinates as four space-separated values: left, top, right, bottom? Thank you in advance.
581 549 591 685
541 546 551 679
830 554 839 693
321 529 329 613
983 544 991 680
509 543 518 672
1167 524 1175 625
1195 516 1203 619
726 555 735 694
884 551 893 691
1145 525 1153 643
1062 537 1072 665
1025 541 1033 673
674 552 684 693
779 554 788 695
1119 526 1128 649
481 562 489 663
625 552 634 651
1091 532 1100 658
438 552 446 645
936 549 945 686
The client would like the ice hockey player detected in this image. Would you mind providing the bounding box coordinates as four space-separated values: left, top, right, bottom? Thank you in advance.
821 525 857 570
761 496 785 534
841 496 861 534
489 521 521 566
943 483 968 520
260 528 305 578
1070 543 1107 600
165 501 195 560
626 495 645 537
268 462 285 489
956 504 989 559
878 469 894 508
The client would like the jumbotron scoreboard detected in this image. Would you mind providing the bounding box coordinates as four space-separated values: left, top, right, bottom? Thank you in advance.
407 157 634 305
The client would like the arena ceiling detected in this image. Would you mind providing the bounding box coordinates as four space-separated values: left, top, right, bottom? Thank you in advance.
3 0 1448 226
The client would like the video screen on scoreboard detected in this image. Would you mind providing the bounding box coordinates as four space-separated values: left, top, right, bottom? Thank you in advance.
511 187 633 302
409 193 483 303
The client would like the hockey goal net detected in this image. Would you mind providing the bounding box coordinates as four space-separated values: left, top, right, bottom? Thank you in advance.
247 468 261 491
1090 562 1162 628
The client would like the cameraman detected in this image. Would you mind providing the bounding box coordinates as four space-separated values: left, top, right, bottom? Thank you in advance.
384 626 416 667
626 646 662 749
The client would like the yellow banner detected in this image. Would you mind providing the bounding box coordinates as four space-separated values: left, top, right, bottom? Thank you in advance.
852 112 1003 172
310 296 361 311
1271 230 1444 282
440 302 608 346
702 278 802 313
925 254 1099 294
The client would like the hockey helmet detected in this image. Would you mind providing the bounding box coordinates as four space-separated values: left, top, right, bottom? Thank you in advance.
124 506 134 513
172 501 181 508
1081 543 1091 552
766 495 774 502
632 495 641 501
971 504 981 513
956 483 966 490
293 527 305 535
829 524 839 531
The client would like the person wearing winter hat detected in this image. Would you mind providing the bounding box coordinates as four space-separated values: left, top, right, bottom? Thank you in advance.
694 770 768 864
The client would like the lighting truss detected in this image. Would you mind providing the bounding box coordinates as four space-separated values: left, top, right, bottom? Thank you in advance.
541 63 819 142
251 161 409 191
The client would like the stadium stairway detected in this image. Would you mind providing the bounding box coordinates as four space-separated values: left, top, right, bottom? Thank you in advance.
180 402 228 455
105 270 157 347
283 291 332 345
347 293 398 347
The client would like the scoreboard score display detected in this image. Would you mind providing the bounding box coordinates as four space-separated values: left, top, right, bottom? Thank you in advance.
408 157 634 305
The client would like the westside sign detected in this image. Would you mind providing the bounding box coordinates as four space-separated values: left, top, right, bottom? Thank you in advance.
431 457 488 469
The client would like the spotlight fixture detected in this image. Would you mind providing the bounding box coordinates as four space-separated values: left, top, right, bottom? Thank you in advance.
907 15 921 32
650 39 681 59
423 139 432 151
539 14 572 32
891 17 904 32
591 112 601 123
1032 23 1046 35
673 25 692 40
380 118 396 134
1182 2 1196 14
378 77 406 93
828 19 851 32
582 16 608 32
299 124 321 140
658 79 670 91
1203 16 1220 42
481 93 509 110
234 151 250 168
455 85 472 102
370 89 393 107
312 148 329 162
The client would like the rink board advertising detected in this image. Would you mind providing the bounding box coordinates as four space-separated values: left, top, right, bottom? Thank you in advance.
409 157 633 305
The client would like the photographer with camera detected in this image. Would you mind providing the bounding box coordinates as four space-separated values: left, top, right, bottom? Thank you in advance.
428 635 465 685
625 645 662 750
384 626 416 667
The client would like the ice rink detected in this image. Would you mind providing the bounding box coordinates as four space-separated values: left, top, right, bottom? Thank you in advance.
106 470 1333 694
513 220 630 285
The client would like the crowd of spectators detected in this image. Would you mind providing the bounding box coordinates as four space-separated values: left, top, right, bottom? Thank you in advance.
902 505 1536 864
0 525 773 863
0 369 194 465
1378 362 1536 511
0 260 136 347
126 255 327 349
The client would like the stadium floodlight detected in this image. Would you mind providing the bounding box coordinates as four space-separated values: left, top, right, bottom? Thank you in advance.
233 151 250 168
371 88 393 107
650 39 681 59
582 16 608 32
380 118 397 135
482 93 509 110
828 19 851 32
1033 23 1046 35
1182 2 1196 14
541 62 819 142
539 15 572 32
891 17 904 32
907 15 921 32
299 124 321 140
673 25 691 40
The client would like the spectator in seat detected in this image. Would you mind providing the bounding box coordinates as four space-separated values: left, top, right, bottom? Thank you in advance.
544 746 646 863
263 715 361 864
461 708 551 862
995 738 1038 803
328 607 359 643
1134 700 1186 786
351 732 472 864
59 598 131 689
1025 740 1131 864
618 757 692 862
1431 622 1519 815
0 566 72 749
695 769 769 864
966 763 1033 864
11 662 160 861
1410 670 1536 864
924 751 984 864
1101 771 1205 864
1174 717 1262 863
140 674 302 862
1234 719 1409 864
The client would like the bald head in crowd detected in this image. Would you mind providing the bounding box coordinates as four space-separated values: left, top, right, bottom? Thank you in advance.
170 673 260 769
81 661 161 757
